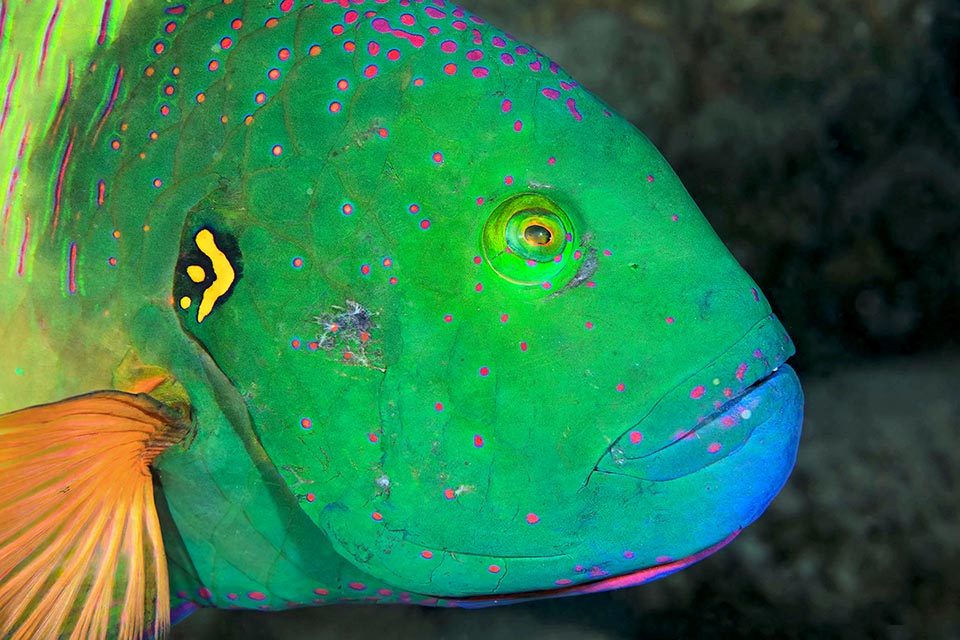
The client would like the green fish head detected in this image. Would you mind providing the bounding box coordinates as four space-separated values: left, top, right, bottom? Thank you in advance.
157 3 802 602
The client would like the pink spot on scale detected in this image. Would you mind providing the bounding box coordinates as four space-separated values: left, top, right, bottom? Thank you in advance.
474 434 484 447
690 385 706 400
247 592 266 601
349 582 366 591
526 513 539 524
198 587 212 599
708 442 722 454
736 363 749 381
629 430 643 445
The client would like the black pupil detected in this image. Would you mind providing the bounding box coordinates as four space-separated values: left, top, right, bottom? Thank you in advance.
524 224 552 246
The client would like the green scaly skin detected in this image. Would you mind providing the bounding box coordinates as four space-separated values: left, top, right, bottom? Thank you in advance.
0 0 803 623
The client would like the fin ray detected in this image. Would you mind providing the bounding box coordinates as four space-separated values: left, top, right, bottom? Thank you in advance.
0 391 188 640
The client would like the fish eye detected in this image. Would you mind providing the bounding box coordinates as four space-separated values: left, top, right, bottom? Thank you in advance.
482 193 577 287
504 209 565 262
523 224 552 246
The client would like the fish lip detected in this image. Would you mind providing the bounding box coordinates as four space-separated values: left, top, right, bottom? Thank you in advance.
590 313 796 480
443 529 741 608
647 364 781 453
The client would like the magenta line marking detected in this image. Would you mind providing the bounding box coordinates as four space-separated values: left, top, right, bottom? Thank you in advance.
17 122 29 159
52 136 74 231
50 61 74 139
97 0 113 45
99 66 122 127
38 0 63 85
68 240 77 294
16 215 29 276
0 53 20 136
0 1 7 45
2 166 19 243
371 18 426 48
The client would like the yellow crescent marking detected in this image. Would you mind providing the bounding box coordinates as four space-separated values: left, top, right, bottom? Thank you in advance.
186 264 206 283
194 229 235 323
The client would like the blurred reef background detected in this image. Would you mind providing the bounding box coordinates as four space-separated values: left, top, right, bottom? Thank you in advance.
173 0 960 638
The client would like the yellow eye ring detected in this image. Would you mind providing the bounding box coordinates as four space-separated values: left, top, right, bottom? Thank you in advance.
482 193 577 286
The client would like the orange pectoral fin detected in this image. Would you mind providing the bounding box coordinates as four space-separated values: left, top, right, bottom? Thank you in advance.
0 391 189 640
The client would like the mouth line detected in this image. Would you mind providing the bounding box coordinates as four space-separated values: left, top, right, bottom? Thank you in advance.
644 365 782 456
445 529 741 608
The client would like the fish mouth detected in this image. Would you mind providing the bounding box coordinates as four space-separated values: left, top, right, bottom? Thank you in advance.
594 314 799 482
445 529 740 608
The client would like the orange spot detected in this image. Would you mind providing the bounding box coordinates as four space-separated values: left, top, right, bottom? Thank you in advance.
244 115 254 125
220 115 228 123
172 66 180 76
343 41 355 52
112 230 121 239
268 68 280 80
196 92 205 104
145 66 155 76
309 44 321 56
120 122 129 131
337 79 349 90
329 102 341 113
143 225 151 232
266 17 279 28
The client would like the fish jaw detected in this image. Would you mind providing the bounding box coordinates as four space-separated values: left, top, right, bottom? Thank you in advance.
444 529 741 608
594 312 802 482
443 364 802 608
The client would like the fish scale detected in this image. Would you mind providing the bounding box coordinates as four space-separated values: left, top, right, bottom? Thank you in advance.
0 1 803 637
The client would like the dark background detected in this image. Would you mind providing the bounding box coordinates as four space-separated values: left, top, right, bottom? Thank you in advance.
174 0 960 637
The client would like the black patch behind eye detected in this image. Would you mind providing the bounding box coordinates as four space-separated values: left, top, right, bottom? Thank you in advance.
173 226 243 323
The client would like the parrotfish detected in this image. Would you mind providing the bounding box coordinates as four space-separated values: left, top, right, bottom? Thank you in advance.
0 0 803 638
